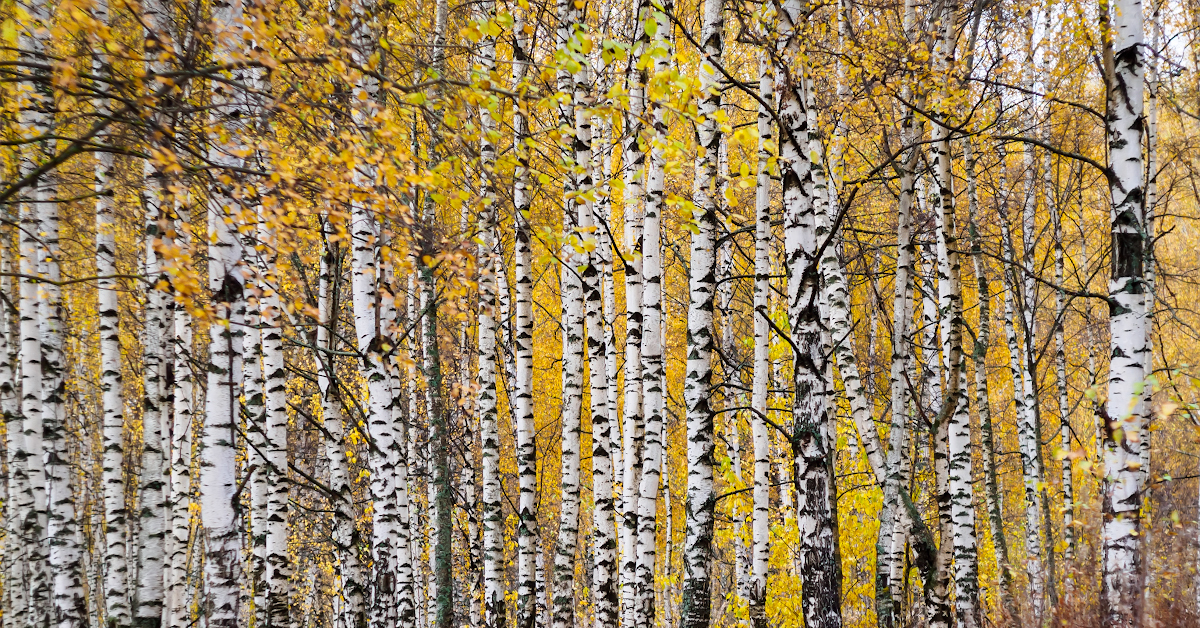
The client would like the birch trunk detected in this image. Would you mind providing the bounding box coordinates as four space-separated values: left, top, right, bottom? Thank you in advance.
748 51 772 628
477 0 503 624
260 223 291 625
135 175 168 628
584 147 617 628
15 2 53 621
511 8 539 626
45 156 81 627
245 265 268 626
879 1 919 620
998 185 1046 623
202 180 247 625
202 228 241 624
421 262 454 628
1050 159 1074 569
552 0 588 622
681 0 722 623
0 227 19 628
776 1 840 620
316 228 366 628
928 9 979 618
1102 0 1148 621
964 141 1021 627
634 1 671 623
619 3 650 623
165 203 194 628
95 0 129 616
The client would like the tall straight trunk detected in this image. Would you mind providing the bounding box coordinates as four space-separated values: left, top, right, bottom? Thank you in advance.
927 7 978 621
584 143 617 628
347 0 401 618
201 0 260 619
245 262 268 626
0 227 19 628
1050 157 1074 570
878 2 919 622
748 51 773 628
15 2 52 622
30 16 65 628
552 1 588 623
137 4 173 621
43 162 80 628
776 3 840 623
421 0 454 600
317 227 365 628
477 0 503 624
203 170 247 625
998 182 1046 623
96 1 129 619
619 3 649 623
589 33 622 531
511 8 539 627
351 203 400 623
136 174 168 628
259 222 291 625
585 17 618 624
1101 0 1148 621
390 362 415 628
681 0 722 624
964 141 1021 627
1140 6 1161 612
165 202 194 628
634 1 670 623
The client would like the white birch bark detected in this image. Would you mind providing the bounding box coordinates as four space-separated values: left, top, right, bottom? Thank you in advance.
14 3 53 621
619 3 650 622
44 154 80 628
964 140 1021 626
998 182 1046 623
879 2 919 620
316 226 366 628
552 0 588 622
511 8 539 626
95 0 129 618
346 1 403 616
245 269 268 626
137 165 168 627
1102 0 1148 621
165 203 194 628
476 1 503 621
775 1 840 620
681 0 722 622
201 1 257 617
350 204 400 623
0 226 19 628
584 146 618 628
1050 159 1074 568
202 173 247 626
259 223 291 625
927 8 978 618
634 1 671 623
748 51 772 628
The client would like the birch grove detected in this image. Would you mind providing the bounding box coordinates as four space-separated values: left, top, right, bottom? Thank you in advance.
8 0 1200 625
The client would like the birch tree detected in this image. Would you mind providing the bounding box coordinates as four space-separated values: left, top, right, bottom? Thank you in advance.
96 0 129 618
1101 0 1149 621
775 0 840 623
748 49 773 628
681 0 722 623
477 0 503 624
634 0 672 623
